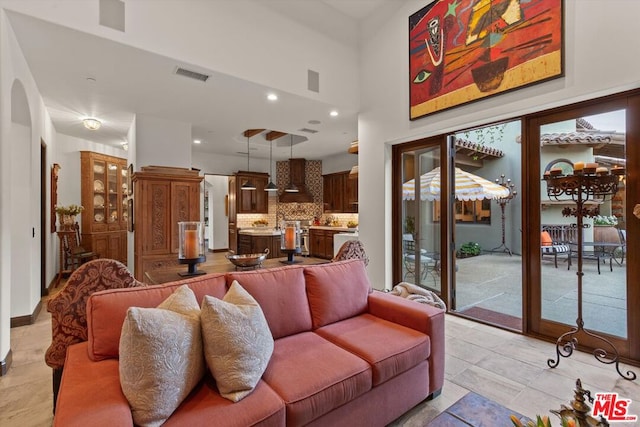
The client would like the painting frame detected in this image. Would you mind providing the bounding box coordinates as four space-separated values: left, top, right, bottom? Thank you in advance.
409 0 564 120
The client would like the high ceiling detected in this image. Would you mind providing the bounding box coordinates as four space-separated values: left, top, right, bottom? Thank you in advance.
5 1 396 161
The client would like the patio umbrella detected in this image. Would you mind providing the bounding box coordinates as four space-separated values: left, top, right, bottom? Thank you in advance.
402 167 509 201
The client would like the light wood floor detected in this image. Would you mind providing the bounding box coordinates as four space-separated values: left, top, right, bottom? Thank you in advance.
2 295 640 426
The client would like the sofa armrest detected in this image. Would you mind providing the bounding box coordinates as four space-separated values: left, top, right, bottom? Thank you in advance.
367 291 445 395
54 343 133 427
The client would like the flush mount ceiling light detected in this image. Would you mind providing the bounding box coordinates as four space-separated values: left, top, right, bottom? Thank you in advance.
285 134 299 193
83 118 102 130
267 93 278 101
265 139 277 192
241 134 256 191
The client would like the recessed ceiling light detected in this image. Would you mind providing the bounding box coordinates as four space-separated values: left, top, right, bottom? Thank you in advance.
330 110 339 117
82 118 102 130
308 120 321 125
193 139 201 144
267 93 278 101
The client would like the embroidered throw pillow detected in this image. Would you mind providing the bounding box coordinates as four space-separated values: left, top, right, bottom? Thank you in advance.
119 285 204 427
201 280 274 402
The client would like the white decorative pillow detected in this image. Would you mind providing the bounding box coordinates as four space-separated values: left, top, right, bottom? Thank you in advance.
201 280 274 402
119 285 204 427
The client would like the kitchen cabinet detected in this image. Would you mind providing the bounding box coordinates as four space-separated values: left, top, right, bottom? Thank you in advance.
236 171 269 213
345 175 358 213
322 171 358 213
237 233 282 258
133 166 203 282
310 228 342 259
80 151 128 264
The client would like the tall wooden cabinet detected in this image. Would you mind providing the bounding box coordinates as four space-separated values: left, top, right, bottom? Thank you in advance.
133 166 203 282
80 151 128 264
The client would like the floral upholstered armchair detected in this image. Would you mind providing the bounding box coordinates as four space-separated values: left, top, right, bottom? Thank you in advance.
45 259 145 410
332 240 369 266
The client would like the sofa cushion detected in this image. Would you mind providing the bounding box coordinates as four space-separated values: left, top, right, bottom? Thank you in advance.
226 265 312 339
53 342 133 427
164 375 285 427
316 313 430 386
201 281 274 402
304 259 371 329
87 273 226 361
119 285 205 427
262 331 372 426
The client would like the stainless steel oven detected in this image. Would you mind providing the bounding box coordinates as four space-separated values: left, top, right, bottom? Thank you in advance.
299 220 311 256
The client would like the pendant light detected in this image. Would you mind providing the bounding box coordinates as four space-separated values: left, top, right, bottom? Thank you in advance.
241 134 256 190
265 139 277 192
284 134 299 193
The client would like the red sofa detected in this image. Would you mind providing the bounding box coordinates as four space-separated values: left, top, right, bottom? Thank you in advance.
53 259 444 427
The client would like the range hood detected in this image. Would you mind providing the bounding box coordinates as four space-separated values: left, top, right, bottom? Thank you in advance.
279 158 314 203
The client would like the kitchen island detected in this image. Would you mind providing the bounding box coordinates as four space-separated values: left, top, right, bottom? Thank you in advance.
238 228 282 258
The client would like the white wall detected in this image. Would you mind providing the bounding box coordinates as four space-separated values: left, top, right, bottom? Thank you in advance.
358 0 640 290
205 175 230 251
320 152 357 175
0 8 57 366
135 114 191 169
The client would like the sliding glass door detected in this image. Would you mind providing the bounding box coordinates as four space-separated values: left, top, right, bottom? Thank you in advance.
398 142 443 293
527 92 640 365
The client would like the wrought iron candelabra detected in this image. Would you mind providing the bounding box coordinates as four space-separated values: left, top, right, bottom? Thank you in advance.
490 174 517 256
544 168 635 380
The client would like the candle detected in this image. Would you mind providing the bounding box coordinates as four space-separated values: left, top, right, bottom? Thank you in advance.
550 167 563 176
184 229 198 258
612 165 625 175
284 226 296 250
573 161 584 172
584 162 598 174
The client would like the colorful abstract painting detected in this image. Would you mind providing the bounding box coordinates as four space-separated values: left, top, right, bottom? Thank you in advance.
409 0 563 119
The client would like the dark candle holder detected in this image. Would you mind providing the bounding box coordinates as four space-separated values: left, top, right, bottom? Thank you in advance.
544 170 635 380
280 248 302 265
178 256 206 277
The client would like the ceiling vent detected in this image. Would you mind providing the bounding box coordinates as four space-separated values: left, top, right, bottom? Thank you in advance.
299 128 318 134
175 67 210 82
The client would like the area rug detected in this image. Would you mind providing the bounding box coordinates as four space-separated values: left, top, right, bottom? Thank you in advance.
457 306 522 331
428 392 530 426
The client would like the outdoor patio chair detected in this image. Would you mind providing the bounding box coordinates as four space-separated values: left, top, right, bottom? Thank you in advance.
540 231 570 268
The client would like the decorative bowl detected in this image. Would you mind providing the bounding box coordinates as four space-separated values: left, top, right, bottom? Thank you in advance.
226 248 269 268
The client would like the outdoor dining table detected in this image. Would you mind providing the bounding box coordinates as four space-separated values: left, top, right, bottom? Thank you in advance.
567 241 621 274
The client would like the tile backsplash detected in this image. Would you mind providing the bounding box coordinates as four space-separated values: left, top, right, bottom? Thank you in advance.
236 160 358 229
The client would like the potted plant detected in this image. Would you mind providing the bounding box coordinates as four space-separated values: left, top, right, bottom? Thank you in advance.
55 204 84 231
457 242 481 258
592 215 620 244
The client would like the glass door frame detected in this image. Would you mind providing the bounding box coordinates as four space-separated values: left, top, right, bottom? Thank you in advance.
525 90 640 364
392 136 454 308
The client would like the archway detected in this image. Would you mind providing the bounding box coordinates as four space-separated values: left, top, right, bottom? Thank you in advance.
9 79 36 325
